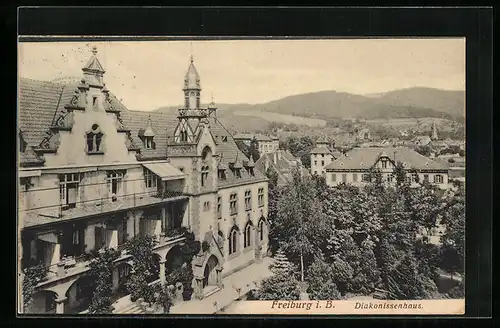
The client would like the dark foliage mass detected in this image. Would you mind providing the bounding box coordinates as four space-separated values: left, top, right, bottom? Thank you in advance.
258 164 464 300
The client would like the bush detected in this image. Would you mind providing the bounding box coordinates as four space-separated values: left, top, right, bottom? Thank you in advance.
306 256 341 300
447 281 465 299
166 264 194 301
257 271 301 300
22 263 49 312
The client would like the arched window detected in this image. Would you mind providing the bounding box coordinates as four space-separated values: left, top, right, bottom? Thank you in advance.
244 221 252 248
201 146 212 161
258 219 265 241
201 166 209 187
229 227 239 255
86 124 103 153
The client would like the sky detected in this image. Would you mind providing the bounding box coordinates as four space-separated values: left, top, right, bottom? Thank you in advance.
18 39 465 111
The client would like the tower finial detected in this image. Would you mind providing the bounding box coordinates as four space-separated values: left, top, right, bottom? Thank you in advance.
92 45 98 55
211 92 214 102
190 54 194 63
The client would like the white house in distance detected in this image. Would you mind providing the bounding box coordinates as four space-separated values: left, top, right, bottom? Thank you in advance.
310 136 341 176
232 134 279 155
324 147 449 189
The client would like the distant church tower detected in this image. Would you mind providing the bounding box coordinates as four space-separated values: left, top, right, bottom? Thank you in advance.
431 121 439 140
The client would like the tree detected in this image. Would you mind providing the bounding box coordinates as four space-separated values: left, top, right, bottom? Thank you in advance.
265 166 279 190
258 250 300 300
87 247 121 314
125 235 159 302
22 263 49 312
276 169 331 282
305 255 341 300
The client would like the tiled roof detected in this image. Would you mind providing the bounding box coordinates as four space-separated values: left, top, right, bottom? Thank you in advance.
255 134 272 142
310 147 332 154
255 150 304 186
18 78 132 166
233 133 254 140
325 147 448 171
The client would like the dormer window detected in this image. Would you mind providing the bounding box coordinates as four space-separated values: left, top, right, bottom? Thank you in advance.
86 124 103 153
235 169 241 178
218 169 226 180
222 136 228 142
180 130 188 142
145 136 155 149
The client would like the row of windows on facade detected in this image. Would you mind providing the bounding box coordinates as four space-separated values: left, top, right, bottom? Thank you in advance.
203 188 265 214
228 219 266 256
322 172 445 184
216 166 255 181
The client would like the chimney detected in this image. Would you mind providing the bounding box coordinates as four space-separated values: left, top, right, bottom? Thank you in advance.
273 152 278 164
265 158 269 172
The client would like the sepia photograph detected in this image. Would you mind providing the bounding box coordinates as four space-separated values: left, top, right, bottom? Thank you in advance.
17 38 466 315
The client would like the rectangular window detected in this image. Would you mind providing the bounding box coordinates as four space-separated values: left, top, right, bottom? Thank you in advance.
217 196 222 218
92 96 98 109
314 160 317 165
434 174 443 184
387 174 394 183
342 174 347 183
145 137 154 149
331 173 337 182
203 201 210 212
244 190 252 211
411 173 418 183
258 188 265 207
321 161 325 166
60 173 80 209
107 170 124 200
353 174 358 182
381 159 388 169
229 193 238 215
423 174 429 182
218 170 226 180
321 154 325 158
144 168 157 188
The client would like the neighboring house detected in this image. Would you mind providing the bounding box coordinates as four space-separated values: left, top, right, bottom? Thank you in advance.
412 135 432 147
233 134 279 155
310 136 340 176
255 149 308 187
255 135 279 155
18 49 270 314
324 147 449 189
357 128 371 141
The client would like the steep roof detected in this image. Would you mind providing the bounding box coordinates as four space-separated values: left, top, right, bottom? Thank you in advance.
325 147 448 171
255 150 305 187
18 78 132 166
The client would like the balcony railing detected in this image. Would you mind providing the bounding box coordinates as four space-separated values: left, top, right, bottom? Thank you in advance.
148 190 187 200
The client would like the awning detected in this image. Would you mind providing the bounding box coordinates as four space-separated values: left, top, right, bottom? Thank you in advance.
142 162 185 181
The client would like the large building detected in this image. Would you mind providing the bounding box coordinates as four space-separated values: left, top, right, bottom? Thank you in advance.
324 147 449 189
18 48 269 314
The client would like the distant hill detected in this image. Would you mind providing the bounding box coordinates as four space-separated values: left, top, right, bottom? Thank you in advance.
367 87 465 119
154 87 465 131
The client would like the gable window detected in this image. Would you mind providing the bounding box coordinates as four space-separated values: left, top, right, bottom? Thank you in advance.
434 174 443 184
145 136 155 149
203 201 210 212
381 159 388 169
217 196 222 218
201 166 209 187
86 124 103 153
144 168 157 188
244 190 252 211
107 170 124 201
180 129 188 142
218 169 226 180
258 219 265 241
244 222 252 248
229 193 238 215
228 227 239 255
59 173 80 209
258 188 264 207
